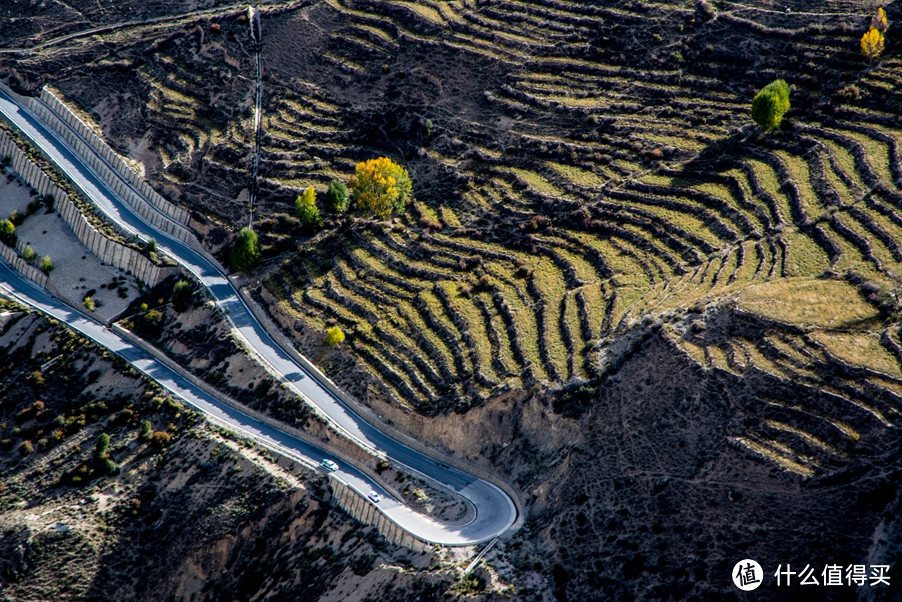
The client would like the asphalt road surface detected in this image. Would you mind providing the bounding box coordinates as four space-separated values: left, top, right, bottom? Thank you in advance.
0 88 518 546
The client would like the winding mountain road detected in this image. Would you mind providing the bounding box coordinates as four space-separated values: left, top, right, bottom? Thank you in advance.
0 88 518 546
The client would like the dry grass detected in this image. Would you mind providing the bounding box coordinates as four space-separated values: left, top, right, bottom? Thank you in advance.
732 437 815 476
782 231 830 277
810 332 902 378
738 279 879 329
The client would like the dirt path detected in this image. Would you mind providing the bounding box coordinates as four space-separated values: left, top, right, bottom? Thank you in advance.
0 1 282 55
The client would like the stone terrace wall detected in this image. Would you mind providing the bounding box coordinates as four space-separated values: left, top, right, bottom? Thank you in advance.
0 130 175 287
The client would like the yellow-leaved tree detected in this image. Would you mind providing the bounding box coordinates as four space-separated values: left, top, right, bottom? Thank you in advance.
861 27 886 60
348 157 412 218
325 326 345 345
295 186 322 228
872 7 888 33
862 7 889 62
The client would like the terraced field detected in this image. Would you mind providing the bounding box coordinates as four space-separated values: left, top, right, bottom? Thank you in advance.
8 1 902 476
257 0 902 479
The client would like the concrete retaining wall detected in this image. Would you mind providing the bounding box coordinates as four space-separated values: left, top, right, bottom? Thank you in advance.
54 192 177 287
0 130 175 287
329 475 430 553
0 130 65 205
0 242 48 288
36 87 189 225
30 88 196 246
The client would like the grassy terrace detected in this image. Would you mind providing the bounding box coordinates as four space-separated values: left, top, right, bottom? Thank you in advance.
259 0 902 467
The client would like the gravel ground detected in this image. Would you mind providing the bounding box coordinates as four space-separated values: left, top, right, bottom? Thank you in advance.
0 171 34 214
1 177 138 322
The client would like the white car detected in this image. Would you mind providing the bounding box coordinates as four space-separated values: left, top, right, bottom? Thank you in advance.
321 459 338 471
368 490 382 503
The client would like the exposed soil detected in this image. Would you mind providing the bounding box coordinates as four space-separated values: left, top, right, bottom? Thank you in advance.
383 309 902 601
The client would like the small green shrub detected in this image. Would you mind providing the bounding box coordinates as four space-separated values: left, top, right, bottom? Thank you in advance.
172 279 192 312
83 296 95 312
145 309 163 326
139 420 152 441
350 554 375 576
40 255 54 274
22 244 35 262
102 457 119 475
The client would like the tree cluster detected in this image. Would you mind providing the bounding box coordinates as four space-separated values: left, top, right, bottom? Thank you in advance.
231 157 413 274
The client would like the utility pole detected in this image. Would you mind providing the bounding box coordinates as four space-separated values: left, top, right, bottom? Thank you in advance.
248 4 263 229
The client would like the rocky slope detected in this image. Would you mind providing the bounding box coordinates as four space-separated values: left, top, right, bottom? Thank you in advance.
0 304 476 601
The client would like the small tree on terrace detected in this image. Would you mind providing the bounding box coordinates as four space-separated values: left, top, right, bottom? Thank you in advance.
231 227 261 272
872 7 889 33
150 431 172 449
172 279 193 312
349 157 412 218
324 178 350 214
861 8 889 63
325 326 345 345
95 433 110 459
861 27 885 61
751 79 790 131
0 219 15 245
295 186 322 228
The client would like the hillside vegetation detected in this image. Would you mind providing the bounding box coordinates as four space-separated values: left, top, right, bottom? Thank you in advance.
7 1 902 474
